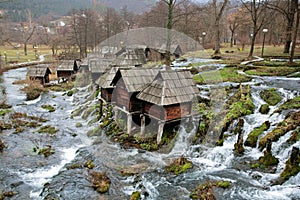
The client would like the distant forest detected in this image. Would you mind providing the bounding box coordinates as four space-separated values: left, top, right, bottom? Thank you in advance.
0 0 155 21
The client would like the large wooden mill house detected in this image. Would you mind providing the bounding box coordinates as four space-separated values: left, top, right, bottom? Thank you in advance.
111 68 160 134
137 70 198 143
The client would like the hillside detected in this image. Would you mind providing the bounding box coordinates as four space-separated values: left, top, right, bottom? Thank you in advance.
0 0 156 21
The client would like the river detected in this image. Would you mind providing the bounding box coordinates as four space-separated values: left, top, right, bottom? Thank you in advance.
0 67 300 200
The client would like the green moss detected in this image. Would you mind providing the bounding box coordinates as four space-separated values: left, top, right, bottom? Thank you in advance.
89 171 110 194
37 125 58 135
75 123 83 128
84 160 95 169
166 157 193 175
245 121 270 147
287 129 300 143
276 96 300 113
217 181 231 189
130 191 141 200
259 104 270 114
190 180 231 200
140 142 158 151
258 151 279 168
87 125 102 137
260 88 283 106
26 88 41 100
33 146 55 157
259 111 300 150
41 104 55 112
0 109 11 117
280 150 300 181
67 90 74 96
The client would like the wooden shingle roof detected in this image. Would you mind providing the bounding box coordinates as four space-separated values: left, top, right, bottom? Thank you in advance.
57 60 76 71
112 68 160 93
158 44 183 55
114 47 146 66
137 70 198 106
89 58 114 73
97 66 134 88
27 65 51 77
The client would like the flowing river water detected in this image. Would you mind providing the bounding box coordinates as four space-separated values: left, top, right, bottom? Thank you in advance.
1 66 300 200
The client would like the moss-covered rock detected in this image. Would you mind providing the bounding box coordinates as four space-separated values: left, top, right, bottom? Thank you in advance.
245 121 270 148
33 145 55 157
0 191 15 199
75 123 83 128
0 139 6 152
276 95 300 113
89 171 110 194
130 191 141 200
0 109 11 117
67 90 74 97
166 157 193 175
260 88 282 106
259 104 270 114
84 160 95 169
280 147 300 181
190 181 231 200
287 129 300 143
37 125 58 135
41 104 55 112
259 111 300 150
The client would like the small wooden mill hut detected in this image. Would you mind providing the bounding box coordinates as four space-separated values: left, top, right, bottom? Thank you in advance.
137 70 198 143
89 58 114 82
114 47 146 67
26 65 52 85
57 60 78 79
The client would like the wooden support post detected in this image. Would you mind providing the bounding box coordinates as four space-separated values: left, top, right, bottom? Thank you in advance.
157 121 165 144
98 99 103 118
127 113 132 135
140 114 145 136
114 107 119 123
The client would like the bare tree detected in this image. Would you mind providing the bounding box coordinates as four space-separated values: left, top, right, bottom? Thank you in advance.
267 0 298 53
212 0 229 55
241 0 268 58
289 1 299 63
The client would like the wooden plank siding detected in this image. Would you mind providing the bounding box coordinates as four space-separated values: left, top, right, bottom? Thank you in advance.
113 78 130 111
101 88 113 102
144 102 192 121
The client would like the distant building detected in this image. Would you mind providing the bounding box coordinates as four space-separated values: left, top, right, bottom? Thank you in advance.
89 58 114 82
114 47 147 67
26 65 52 85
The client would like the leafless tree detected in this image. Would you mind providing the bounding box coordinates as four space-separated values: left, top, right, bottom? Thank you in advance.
212 0 229 55
289 1 299 63
267 0 298 53
241 0 269 58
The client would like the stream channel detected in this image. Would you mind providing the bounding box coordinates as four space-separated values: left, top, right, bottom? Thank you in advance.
0 65 300 200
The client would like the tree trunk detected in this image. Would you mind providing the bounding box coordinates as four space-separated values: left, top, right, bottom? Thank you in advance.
290 2 299 63
230 29 234 47
284 0 297 53
24 42 27 56
214 22 221 54
165 0 174 69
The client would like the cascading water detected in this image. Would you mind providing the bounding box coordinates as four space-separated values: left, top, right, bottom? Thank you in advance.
1 65 300 200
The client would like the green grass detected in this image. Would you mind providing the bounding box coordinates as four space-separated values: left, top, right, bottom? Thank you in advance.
244 66 299 76
0 45 54 63
41 104 55 112
193 66 251 84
